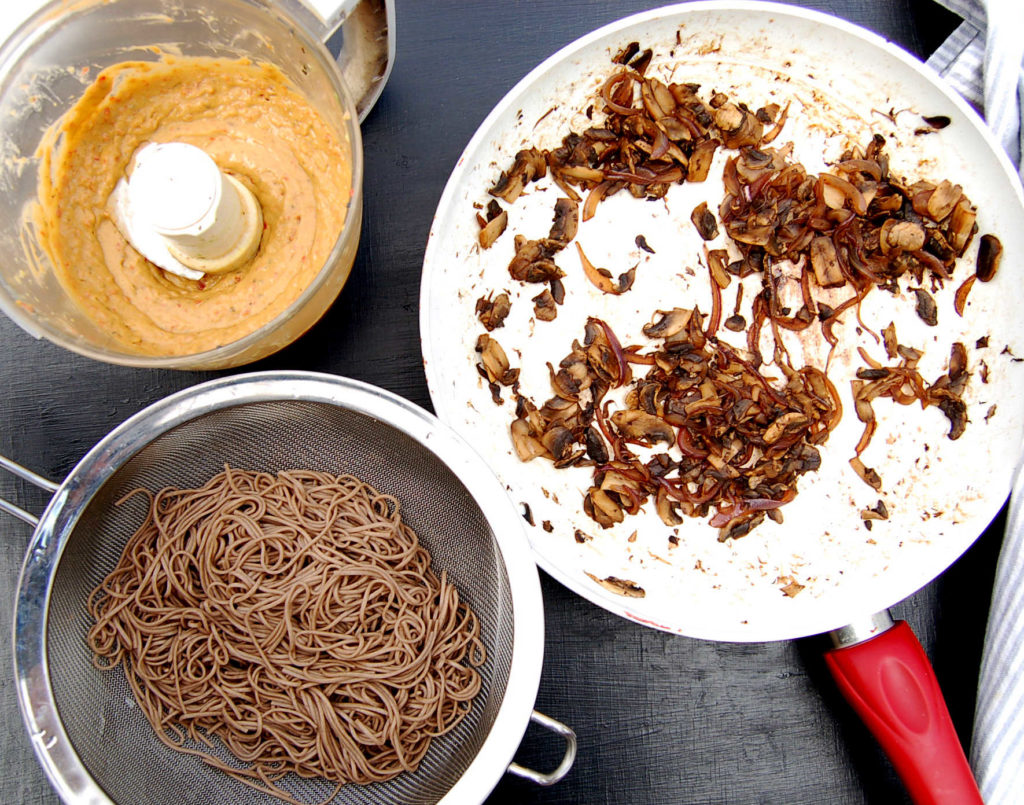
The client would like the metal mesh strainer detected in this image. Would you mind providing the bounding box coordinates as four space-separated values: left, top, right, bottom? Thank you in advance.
9 372 570 804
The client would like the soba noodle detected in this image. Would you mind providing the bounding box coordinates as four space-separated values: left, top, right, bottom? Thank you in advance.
87 466 485 803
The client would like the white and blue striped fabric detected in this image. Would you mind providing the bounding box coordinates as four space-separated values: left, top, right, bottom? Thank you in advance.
928 2 1024 801
927 0 1024 178
972 461 1024 804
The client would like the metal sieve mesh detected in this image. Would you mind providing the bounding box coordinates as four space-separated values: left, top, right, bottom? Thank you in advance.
44 399 514 805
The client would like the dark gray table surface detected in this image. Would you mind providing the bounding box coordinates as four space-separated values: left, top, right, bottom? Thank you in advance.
2 1 996 803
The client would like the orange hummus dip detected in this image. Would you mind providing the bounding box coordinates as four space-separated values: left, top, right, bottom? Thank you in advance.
33 57 352 356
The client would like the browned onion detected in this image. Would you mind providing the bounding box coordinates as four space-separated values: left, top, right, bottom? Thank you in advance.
600 71 642 115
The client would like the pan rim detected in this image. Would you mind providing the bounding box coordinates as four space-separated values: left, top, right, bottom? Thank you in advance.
419 0 1024 642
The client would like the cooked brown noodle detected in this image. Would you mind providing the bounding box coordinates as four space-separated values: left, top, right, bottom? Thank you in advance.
87 466 485 804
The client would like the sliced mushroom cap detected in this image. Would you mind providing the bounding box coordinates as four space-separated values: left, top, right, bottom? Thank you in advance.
820 173 867 215
717 511 766 542
687 138 720 182
948 199 978 254
655 486 683 525
489 147 547 203
584 425 610 463
706 249 731 288
538 394 581 427
476 334 518 385
551 358 591 398
882 220 926 253
882 322 898 359
860 500 889 521
637 381 661 415
913 288 938 326
475 292 511 331
641 78 670 121
540 424 576 461
948 341 968 384
642 308 693 339
477 203 508 249
611 409 675 444
599 470 644 502
612 41 640 65
850 457 882 491
584 488 625 528
714 103 763 149
658 115 693 142
925 179 963 221
510 418 546 461
976 234 1002 282
763 412 810 444
509 237 567 283
713 102 745 132
724 314 746 332
938 397 968 440
691 201 719 240
532 288 558 321
810 236 845 288
549 197 579 244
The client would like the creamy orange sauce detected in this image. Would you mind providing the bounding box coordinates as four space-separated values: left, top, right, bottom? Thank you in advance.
32 56 351 356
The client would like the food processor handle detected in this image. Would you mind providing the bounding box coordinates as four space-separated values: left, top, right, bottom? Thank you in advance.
825 616 983 805
279 0 395 122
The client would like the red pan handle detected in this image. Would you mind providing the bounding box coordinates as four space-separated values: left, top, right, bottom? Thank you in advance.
824 616 982 805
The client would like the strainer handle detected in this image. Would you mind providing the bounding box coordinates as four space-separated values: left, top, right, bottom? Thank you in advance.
0 453 58 526
506 710 577 786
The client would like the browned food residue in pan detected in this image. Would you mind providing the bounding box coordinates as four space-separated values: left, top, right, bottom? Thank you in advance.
471 40 1002 543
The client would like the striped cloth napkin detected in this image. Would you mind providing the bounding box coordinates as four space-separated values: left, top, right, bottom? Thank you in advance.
971 460 1024 803
927 2 1024 801
927 0 1024 178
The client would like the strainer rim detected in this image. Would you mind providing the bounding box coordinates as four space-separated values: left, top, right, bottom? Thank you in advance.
13 371 545 805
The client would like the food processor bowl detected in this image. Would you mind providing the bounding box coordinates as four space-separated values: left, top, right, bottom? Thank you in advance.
0 0 364 369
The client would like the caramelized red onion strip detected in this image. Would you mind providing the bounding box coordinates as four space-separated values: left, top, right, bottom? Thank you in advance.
854 417 878 456
650 125 670 160
582 181 615 221
954 274 976 316
913 249 951 280
706 259 723 335
623 346 657 365
837 158 883 180
747 293 767 365
612 483 645 514
716 341 792 409
595 400 626 463
799 265 818 316
760 101 790 145
708 491 796 527
590 317 631 387
657 477 722 507
600 72 641 116
676 427 710 458
821 286 871 347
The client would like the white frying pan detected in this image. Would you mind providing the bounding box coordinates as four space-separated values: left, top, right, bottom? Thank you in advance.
420 3 1024 802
